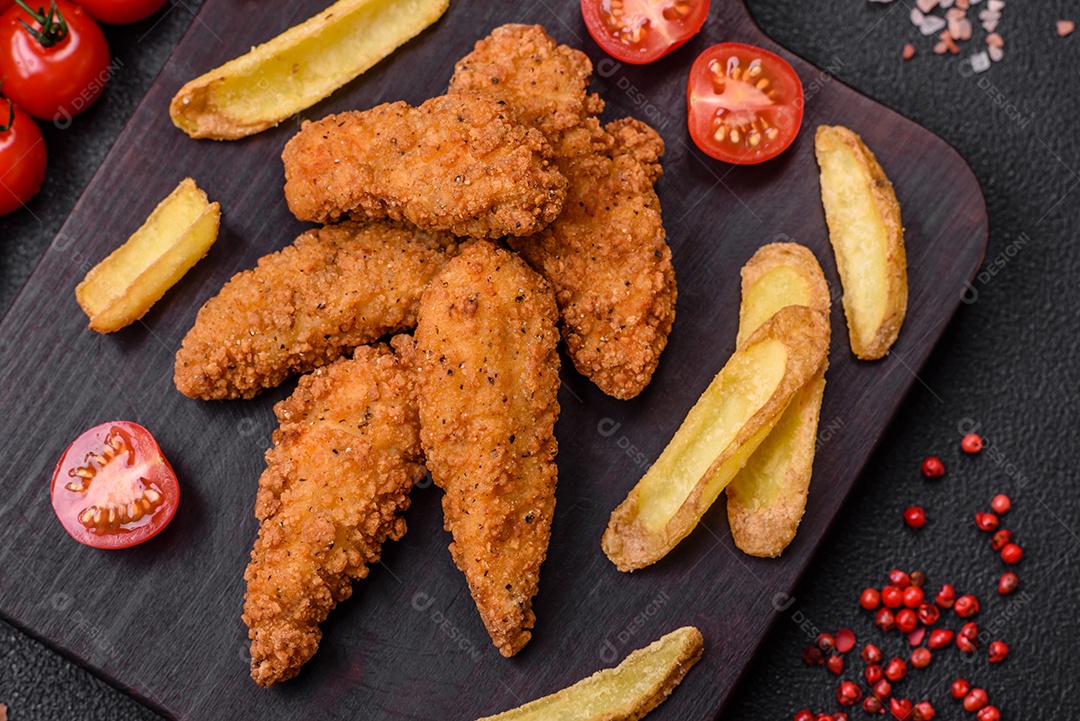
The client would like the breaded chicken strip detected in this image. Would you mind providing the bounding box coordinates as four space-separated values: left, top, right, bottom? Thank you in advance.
449 25 676 399
174 221 456 400
415 241 560 657
243 341 425 687
282 92 566 238
510 118 674 400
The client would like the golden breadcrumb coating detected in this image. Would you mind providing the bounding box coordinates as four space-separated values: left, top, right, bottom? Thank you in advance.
415 241 560 657
511 118 675 400
282 92 566 238
243 341 425 687
449 25 676 399
174 221 457 400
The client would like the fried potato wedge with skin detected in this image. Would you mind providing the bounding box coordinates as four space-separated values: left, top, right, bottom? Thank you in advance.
815 125 907 360
76 178 219 333
726 243 831 558
169 0 449 140
477 627 703 721
602 305 830 572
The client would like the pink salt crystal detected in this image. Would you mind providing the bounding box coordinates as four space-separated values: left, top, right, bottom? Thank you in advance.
1058 20 1075 37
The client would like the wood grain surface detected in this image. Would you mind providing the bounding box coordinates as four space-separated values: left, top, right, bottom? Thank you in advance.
0 1 987 719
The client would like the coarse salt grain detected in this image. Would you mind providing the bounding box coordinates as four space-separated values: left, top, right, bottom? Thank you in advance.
916 0 938 12
1058 20 1075 37
969 50 991 72
903 43 917 59
988 44 1004 61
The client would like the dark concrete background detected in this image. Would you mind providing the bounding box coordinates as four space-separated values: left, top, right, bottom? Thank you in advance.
1 0 1077 718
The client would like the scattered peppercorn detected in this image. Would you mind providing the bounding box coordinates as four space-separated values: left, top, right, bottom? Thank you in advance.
935 584 956 609
837 681 862 706
896 608 918 633
835 628 856 654
998 572 1019 595
912 700 936 721
991 529 1011 551
865 663 883 684
975 511 1000 532
827 654 844 675
990 493 1011 514
889 698 912 719
954 594 980 618
963 688 989 712
902 586 925 608
884 657 907 682
921 456 945 478
803 645 825 666
874 679 892 699
863 697 883 714
988 640 1009 662
882 585 904 609
794 710 814 721
904 506 927 528
817 633 836 653
928 629 954 649
875 608 896 632
907 627 926 647
860 588 881 610
888 569 911 588
950 678 971 699
976 706 1000 721
910 647 932 668
916 603 939 626
961 433 984 453
909 570 926 588
862 644 883 664
1001 542 1023 564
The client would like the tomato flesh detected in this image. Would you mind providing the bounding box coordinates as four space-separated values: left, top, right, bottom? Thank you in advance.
582 0 709 64
51 421 179 549
0 99 47 215
687 43 804 164
0 0 111 121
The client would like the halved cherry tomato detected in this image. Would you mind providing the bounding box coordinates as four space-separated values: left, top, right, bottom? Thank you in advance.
582 0 709 65
687 42 804 164
76 0 168 26
51 421 179 549
0 96 47 215
0 0 111 121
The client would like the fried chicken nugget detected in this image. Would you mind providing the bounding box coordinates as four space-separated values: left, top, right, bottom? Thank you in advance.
243 340 425 687
415 240 560 657
174 221 457 400
282 92 567 238
449 25 676 399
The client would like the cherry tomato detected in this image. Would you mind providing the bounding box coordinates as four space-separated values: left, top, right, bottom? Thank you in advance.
0 0 110 122
76 0 167 25
51 421 180 550
687 42 804 164
582 0 709 65
0 97 46 215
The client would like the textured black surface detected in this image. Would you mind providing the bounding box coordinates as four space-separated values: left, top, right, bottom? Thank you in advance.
0 1 1074 720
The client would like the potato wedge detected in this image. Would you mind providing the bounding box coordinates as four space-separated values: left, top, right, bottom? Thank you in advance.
602 305 830 572
477 627 703 721
815 125 907 360
725 243 831 558
169 0 449 140
76 178 219 333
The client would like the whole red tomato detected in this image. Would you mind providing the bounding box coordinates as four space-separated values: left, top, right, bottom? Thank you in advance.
77 0 167 25
0 97 47 215
0 0 111 122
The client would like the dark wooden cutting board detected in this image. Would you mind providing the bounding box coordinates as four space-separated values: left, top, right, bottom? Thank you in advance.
0 0 987 718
